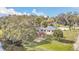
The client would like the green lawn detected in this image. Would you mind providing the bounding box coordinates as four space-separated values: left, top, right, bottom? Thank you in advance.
63 30 79 41
36 41 73 51
35 30 79 51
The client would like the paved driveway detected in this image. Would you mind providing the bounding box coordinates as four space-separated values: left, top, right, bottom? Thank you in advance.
0 42 4 51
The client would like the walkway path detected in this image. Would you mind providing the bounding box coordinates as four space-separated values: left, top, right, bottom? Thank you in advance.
73 34 79 51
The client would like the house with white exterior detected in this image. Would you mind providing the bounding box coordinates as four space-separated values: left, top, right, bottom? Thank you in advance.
58 26 69 31
36 26 56 37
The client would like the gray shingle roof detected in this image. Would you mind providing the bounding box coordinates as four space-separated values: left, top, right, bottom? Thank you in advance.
36 26 56 31
46 26 56 30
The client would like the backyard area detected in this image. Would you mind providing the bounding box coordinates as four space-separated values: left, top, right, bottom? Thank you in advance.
34 29 79 51
36 41 73 51
63 29 79 41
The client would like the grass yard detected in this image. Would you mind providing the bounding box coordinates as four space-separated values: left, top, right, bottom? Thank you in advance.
36 41 73 51
63 30 79 41
35 30 79 51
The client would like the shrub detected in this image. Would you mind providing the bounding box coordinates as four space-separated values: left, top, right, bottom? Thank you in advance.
53 29 63 41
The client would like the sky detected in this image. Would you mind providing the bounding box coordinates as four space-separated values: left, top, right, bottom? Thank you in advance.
0 7 79 17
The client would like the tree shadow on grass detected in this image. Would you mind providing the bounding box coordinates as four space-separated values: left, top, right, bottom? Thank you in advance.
33 40 50 46
59 39 75 44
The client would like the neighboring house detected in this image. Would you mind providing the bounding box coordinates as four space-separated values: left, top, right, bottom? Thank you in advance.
58 26 69 31
57 26 79 31
47 19 54 25
74 27 79 30
36 26 56 37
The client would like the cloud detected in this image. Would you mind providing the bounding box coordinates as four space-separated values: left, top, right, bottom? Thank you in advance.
0 8 46 16
0 7 15 15
0 7 26 15
32 9 45 16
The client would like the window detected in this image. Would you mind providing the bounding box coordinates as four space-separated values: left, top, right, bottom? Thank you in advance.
41 29 43 31
44 30 46 32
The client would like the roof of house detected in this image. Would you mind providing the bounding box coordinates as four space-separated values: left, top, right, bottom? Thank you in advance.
46 26 56 30
36 26 56 31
